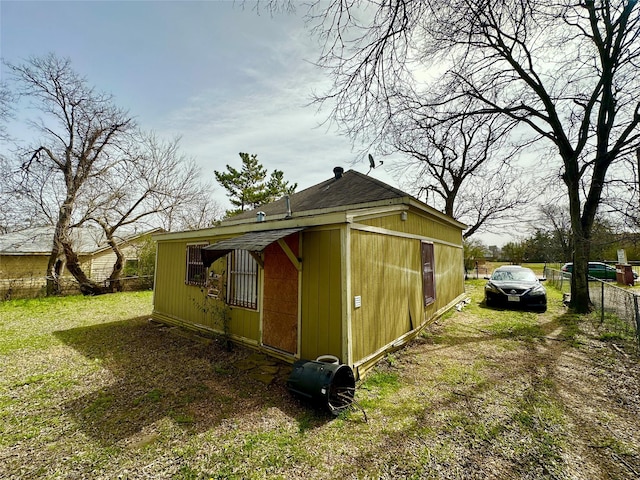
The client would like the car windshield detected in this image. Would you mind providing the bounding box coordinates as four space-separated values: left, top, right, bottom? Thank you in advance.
491 269 537 282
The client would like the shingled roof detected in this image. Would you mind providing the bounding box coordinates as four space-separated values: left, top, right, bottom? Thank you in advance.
0 226 161 255
227 169 410 222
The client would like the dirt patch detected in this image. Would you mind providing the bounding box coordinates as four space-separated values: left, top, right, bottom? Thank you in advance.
373 288 640 479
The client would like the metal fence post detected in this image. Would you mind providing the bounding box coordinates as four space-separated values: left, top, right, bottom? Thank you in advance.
600 280 605 325
634 294 640 348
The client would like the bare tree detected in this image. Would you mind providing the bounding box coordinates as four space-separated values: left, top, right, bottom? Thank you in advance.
0 82 12 143
600 147 640 232
311 0 640 312
537 203 574 262
243 0 296 15
5 55 222 295
0 83 21 233
70 132 221 293
388 109 533 238
4 56 223 294
6 54 135 294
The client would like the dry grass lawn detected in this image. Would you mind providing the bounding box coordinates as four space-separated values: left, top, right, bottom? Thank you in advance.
1 284 639 479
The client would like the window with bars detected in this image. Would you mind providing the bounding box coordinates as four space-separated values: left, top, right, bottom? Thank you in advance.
185 244 208 286
421 242 436 306
227 249 259 309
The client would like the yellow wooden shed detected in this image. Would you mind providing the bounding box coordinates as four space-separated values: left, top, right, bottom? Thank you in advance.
152 168 466 378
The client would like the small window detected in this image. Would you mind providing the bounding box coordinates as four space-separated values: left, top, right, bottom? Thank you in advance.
186 244 208 286
421 242 436 306
227 249 259 309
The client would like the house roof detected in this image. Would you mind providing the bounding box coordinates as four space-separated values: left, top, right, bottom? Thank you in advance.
0 226 161 255
227 169 410 223
154 168 465 242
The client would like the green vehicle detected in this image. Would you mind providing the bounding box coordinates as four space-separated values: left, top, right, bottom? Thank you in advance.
560 262 638 281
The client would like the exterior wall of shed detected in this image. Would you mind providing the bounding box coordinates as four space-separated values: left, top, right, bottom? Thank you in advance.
151 211 464 371
350 210 465 368
349 230 422 364
153 228 346 364
152 240 260 344
357 209 462 246
299 228 343 362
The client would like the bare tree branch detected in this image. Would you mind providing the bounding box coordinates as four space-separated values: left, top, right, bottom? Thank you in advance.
309 0 640 312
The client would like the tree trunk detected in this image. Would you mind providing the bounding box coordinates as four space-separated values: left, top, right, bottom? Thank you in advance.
62 241 106 295
45 247 63 295
46 202 73 296
564 160 593 313
105 233 125 293
570 230 592 313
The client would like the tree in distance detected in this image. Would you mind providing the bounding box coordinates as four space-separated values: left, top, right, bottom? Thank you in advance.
3 53 220 295
215 152 297 217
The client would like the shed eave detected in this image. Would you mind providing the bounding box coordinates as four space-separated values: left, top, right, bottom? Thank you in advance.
407 198 467 230
153 198 420 243
201 227 305 268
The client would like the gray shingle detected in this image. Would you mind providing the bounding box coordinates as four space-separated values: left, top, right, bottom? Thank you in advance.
228 170 408 222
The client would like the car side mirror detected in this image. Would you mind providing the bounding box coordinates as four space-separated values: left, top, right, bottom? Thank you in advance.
539 277 547 282
483 276 491 280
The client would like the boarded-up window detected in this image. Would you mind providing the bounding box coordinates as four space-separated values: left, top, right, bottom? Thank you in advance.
227 249 258 309
421 242 436 306
186 244 208 286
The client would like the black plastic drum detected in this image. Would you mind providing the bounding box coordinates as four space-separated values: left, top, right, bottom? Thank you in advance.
286 358 355 415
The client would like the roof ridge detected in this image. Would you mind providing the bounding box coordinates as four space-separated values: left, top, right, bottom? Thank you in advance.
223 168 411 223
343 169 410 198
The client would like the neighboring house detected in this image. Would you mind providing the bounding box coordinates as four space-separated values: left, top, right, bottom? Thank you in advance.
152 168 467 378
0 226 160 298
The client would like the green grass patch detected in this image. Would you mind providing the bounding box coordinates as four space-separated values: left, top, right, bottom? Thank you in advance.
1 288 637 479
485 317 545 341
592 311 637 343
0 291 153 354
361 370 400 394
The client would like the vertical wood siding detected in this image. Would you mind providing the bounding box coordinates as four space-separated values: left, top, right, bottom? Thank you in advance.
350 230 423 362
432 243 465 314
152 210 464 367
299 229 343 361
360 210 462 245
351 210 465 364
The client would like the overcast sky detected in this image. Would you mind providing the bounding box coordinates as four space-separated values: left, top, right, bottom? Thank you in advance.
1 1 398 196
1 0 512 245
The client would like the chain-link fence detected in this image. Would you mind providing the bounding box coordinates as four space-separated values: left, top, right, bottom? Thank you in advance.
1 275 154 300
545 267 640 346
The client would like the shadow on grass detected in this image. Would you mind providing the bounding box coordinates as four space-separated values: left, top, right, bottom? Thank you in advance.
347 305 640 479
54 317 332 444
341 310 580 477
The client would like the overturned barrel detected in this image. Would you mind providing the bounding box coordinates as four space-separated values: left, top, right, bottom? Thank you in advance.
286 357 356 415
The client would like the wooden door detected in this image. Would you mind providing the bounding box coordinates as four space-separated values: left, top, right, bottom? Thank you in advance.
262 233 299 353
